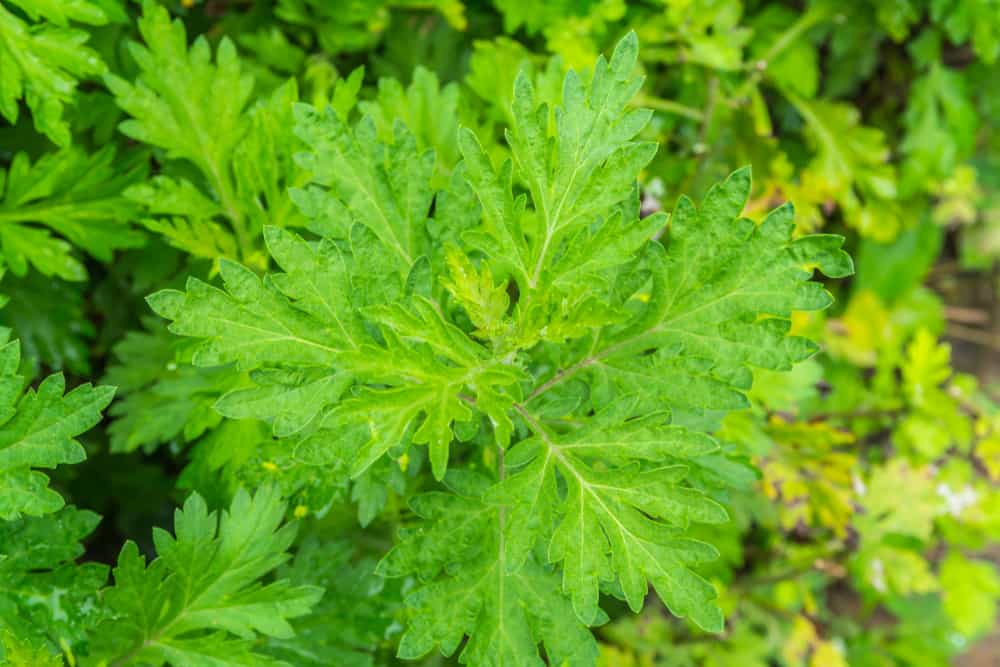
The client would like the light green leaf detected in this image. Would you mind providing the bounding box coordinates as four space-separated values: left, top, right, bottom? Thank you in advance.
361 66 466 183
147 259 343 369
105 1 252 181
293 105 435 272
550 171 851 428
901 64 978 194
107 2 307 264
791 96 902 240
0 146 146 281
3 0 124 26
90 486 322 667
0 335 114 520
941 551 1000 638
0 1 110 145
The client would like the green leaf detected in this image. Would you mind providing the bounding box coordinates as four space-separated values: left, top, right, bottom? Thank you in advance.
0 270 95 374
3 0 125 26
0 335 114 520
378 472 600 666
336 296 524 478
104 322 240 454
105 1 252 181
0 506 108 661
547 173 851 429
265 538 401 667
0 1 112 146
151 33 855 661
791 96 902 241
215 369 350 439
940 551 1000 638
466 37 564 127
107 1 307 264
153 219 525 480
147 259 343 368
0 630 63 667
901 64 978 194
441 245 511 342
491 406 727 630
232 79 311 235
90 486 322 667
293 104 435 272
361 65 466 183
0 146 146 281
457 31 665 347
931 0 1000 63
125 176 239 263
505 30 651 286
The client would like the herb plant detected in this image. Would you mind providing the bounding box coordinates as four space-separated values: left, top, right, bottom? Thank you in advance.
0 1 998 666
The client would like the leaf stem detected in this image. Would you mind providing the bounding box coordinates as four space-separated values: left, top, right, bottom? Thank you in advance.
525 360 593 403
730 5 833 104
205 157 254 261
632 94 705 121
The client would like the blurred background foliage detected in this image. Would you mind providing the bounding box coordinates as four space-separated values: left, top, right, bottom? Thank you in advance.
1 0 999 665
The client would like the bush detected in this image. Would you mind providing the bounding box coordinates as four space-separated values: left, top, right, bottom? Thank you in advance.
0 1 997 665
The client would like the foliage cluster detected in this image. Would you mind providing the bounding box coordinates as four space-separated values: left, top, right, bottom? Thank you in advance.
0 0 998 666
